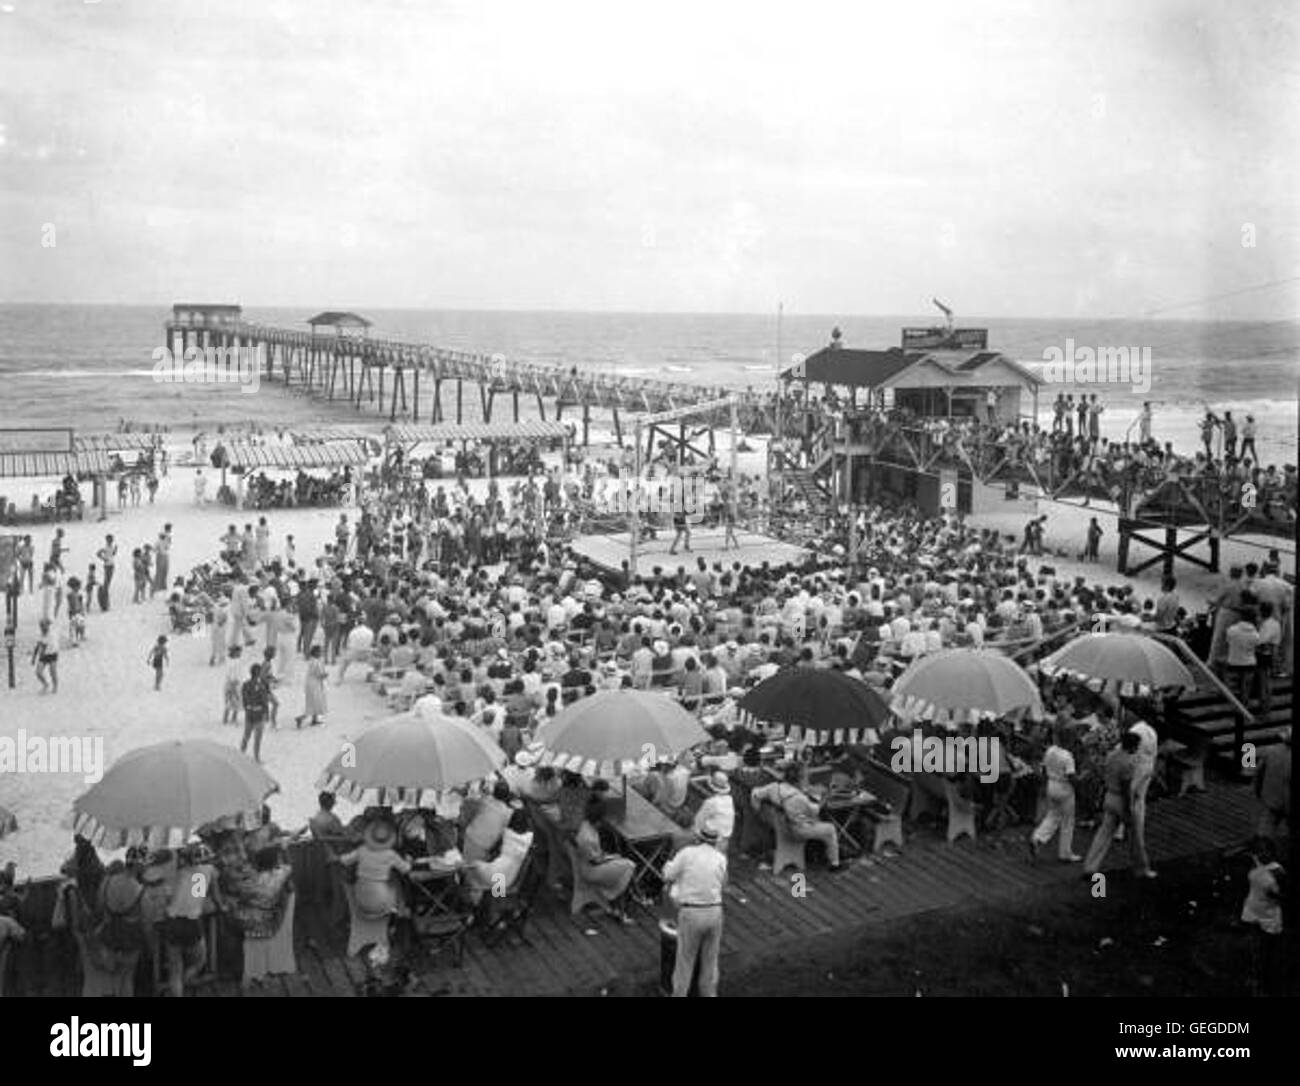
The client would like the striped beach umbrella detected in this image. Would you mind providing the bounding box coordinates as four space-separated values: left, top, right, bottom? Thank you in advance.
534 690 708 779
891 649 1043 728
317 709 507 807
72 739 279 849
1040 632 1195 693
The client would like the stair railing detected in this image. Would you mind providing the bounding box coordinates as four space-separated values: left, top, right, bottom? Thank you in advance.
1147 630 1256 770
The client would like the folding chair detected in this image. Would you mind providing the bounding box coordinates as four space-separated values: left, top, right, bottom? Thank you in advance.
943 778 977 844
478 851 542 948
405 871 472 968
771 810 808 875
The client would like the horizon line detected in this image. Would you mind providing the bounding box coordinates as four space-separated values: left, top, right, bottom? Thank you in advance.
0 301 1292 325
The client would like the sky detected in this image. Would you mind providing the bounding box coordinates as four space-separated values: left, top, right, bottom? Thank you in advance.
0 0 1297 319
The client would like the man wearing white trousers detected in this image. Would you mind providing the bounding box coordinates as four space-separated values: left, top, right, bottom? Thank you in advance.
1128 717 1159 879
662 826 728 997
1029 728 1082 862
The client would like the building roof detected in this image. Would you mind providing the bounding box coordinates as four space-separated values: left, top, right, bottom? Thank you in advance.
386 420 569 444
307 311 372 329
219 441 370 471
784 345 1040 390
172 303 242 313
0 451 111 479
74 433 161 452
781 347 919 387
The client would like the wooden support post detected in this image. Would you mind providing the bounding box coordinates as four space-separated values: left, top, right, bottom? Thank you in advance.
513 390 520 423
412 368 420 421
432 378 442 423
536 394 547 422
613 408 623 447
729 397 738 529
457 379 464 424
481 384 492 422
582 401 590 447
630 421 642 575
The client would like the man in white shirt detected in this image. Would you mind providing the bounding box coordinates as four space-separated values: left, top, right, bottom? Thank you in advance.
1030 728 1082 861
335 622 375 683
661 826 728 997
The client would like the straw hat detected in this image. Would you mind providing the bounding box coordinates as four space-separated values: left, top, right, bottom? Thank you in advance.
101 870 143 914
363 818 398 851
708 771 731 795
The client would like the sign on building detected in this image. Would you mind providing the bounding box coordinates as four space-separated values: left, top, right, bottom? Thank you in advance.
901 328 989 351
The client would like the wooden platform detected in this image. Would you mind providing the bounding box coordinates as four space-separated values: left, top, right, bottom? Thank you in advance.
8 778 1259 998
571 528 807 576
238 778 1264 998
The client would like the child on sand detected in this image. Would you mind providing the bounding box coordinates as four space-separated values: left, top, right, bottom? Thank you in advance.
32 618 58 694
149 635 170 691
223 645 244 724
261 647 280 727
65 577 86 646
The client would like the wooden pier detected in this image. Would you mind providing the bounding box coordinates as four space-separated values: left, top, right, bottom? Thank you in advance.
165 304 777 445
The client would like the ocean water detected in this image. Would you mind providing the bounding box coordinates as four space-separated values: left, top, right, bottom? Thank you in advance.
0 305 1295 463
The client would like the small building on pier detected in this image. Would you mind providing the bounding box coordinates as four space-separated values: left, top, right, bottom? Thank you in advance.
308 311 371 338
778 328 1041 521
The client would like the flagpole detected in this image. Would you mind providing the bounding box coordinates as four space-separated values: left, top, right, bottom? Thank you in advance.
772 302 784 512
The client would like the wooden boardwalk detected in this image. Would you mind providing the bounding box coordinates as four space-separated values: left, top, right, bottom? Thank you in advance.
217 777 1259 998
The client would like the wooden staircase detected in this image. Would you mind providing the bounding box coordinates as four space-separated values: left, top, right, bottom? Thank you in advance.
1151 632 1292 768
1171 674 1292 764
783 467 834 516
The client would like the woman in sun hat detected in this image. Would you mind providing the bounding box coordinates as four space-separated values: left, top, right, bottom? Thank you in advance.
336 815 411 919
692 772 736 854
573 795 635 923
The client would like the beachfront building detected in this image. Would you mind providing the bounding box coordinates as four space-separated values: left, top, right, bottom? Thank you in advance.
777 327 1042 519
307 311 372 339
